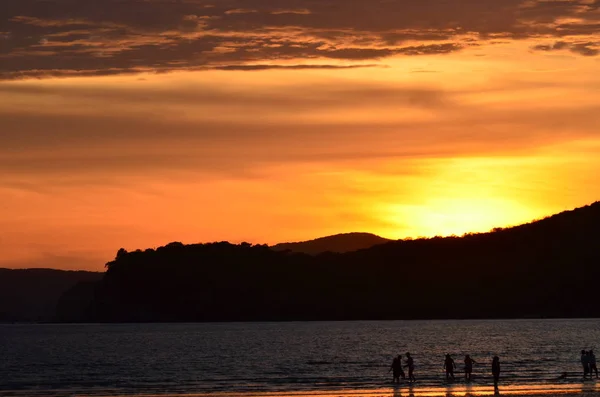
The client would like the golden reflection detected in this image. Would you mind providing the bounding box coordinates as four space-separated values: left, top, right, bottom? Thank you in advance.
169 381 600 397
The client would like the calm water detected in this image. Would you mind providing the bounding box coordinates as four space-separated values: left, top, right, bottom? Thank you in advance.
1 320 599 396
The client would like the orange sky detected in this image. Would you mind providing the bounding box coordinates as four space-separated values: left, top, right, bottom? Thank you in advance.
1 0 600 270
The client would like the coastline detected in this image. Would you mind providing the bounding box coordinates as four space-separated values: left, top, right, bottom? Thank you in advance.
2 383 600 397
193 383 600 397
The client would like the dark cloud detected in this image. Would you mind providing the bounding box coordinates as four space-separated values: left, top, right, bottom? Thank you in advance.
2 0 599 80
532 39 599 56
570 42 600 56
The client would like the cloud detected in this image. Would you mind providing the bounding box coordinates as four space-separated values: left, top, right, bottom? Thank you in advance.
533 39 599 55
571 42 600 56
224 8 259 15
0 79 451 115
2 0 599 80
212 64 380 70
2 73 599 181
0 77 458 177
270 9 312 15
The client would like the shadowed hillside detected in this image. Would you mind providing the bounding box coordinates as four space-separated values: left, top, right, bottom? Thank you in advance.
271 232 390 254
0 269 102 322
58 202 600 322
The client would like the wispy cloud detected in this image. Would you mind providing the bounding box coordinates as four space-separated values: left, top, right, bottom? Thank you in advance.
2 0 599 80
533 39 599 55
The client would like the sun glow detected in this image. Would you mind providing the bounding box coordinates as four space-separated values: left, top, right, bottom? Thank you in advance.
2 36 600 269
387 197 534 238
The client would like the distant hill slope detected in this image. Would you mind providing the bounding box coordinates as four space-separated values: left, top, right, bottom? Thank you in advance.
58 201 600 322
0 268 102 322
271 232 391 254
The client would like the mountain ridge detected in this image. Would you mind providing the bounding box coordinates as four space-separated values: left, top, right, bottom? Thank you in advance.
271 232 391 254
56 200 600 322
0 268 102 322
4 201 599 322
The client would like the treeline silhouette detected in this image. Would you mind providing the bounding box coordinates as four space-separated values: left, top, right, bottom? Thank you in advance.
58 202 600 322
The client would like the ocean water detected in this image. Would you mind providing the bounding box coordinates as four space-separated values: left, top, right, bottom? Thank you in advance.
1 320 599 397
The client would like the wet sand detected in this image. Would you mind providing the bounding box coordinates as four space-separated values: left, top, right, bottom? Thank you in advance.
217 384 600 397
2 382 599 397
193 385 600 397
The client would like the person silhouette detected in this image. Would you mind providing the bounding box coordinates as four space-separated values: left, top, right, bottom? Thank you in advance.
464 354 477 382
589 350 598 379
390 356 399 383
492 356 500 392
390 355 405 383
582 350 590 379
444 354 456 381
405 352 416 383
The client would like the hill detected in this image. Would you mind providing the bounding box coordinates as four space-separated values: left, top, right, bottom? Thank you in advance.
0 268 102 322
271 232 391 254
57 202 600 322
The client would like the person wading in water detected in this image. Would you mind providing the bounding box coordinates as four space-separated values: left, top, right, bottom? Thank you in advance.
464 354 477 382
589 350 598 379
444 354 456 381
405 352 416 383
390 355 405 383
492 356 501 393
582 350 590 379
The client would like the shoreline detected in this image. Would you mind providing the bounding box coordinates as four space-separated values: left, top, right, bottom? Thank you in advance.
195 383 600 397
3 318 600 326
2 383 600 397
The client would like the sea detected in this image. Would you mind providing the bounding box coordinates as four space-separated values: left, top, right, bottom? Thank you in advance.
1 319 599 397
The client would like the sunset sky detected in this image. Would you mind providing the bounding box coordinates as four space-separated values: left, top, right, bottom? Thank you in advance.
1 0 600 270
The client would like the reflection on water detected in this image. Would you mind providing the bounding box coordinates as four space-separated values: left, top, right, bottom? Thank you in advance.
218 384 600 397
1 320 599 397
2 385 599 397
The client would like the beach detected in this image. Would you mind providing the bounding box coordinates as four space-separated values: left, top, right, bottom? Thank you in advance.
3 385 600 397
2 374 599 397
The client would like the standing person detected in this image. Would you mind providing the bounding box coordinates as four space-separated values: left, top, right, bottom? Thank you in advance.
390 355 405 383
492 356 500 392
444 354 456 381
405 352 416 383
464 354 477 382
390 356 399 384
581 350 590 379
590 350 598 378
397 355 406 380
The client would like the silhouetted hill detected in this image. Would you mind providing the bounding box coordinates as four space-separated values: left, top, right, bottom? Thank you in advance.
271 232 390 254
58 202 600 322
0 268 102 322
